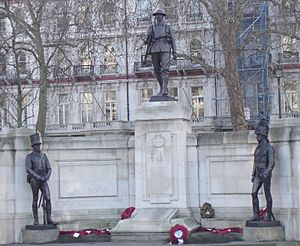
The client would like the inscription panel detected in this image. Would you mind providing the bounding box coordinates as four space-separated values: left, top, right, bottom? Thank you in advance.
209 157 253 194
59 160 118 198
145 132 173 203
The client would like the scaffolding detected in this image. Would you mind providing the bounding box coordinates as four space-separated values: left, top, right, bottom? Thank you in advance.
237 1 270 122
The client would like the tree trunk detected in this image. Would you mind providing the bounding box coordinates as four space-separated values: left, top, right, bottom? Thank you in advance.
216 17 248 131
36 47 47 137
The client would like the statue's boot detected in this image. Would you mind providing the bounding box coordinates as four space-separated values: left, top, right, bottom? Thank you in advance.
264 212 272 221
248 213 260 221
46 202 58 225
33 216 39 225
265 205 274 221
33 205 39 225
161 74 168 96
155 73 163 95
248 197 260 221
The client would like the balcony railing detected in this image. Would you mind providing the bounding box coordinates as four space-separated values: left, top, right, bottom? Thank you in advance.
73 65 94 77
134 57 201 72
282 111 300 118
52 66 72 78
191 116 233 130
278 52 299 64
100 64 118 74
45 121 134 134
2 112 300 134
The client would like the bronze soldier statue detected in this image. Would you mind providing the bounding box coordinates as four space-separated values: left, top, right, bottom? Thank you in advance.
144 9 177 96
26 133 56 225
249 119 275 221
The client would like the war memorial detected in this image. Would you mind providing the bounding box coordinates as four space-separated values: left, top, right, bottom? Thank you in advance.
0 7 300 246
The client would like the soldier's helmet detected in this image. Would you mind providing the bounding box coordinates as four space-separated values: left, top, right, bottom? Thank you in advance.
254 118 269 137
30 133 41 146
153 9 166 16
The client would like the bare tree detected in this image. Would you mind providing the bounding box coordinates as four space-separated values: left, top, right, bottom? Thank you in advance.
0 0 75 136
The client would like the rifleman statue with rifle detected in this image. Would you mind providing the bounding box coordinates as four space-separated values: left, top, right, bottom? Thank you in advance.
248 119 276 222
26 133 57 226
144 9 177 97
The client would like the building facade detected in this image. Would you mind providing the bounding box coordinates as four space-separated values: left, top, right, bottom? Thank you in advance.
0 0 299 131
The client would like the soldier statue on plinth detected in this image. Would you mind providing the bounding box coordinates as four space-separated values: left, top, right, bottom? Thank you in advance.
25 133 57 229
246 119 280 227
144 9 177 101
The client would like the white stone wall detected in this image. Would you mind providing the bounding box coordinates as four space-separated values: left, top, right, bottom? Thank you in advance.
1 119 300 243
197 120 300 241
0 128 134 244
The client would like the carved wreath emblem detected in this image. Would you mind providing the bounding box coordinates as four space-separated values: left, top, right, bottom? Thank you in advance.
152 134 165 148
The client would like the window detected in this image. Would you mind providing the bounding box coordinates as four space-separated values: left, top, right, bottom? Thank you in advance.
58 94 69 124
138 0 151 22
0 97 8 126
228 0 235 16
80 43 92 66
104 91 117 121
81 92 93 123
0 18 6 35
0 53 6 76
22 95 28 126
190 39 202 59
14 10 25 34
100 0 116 26
18 52 27 75
53 56 71 78
103 46 117 73
161 0 177 20
191 86 204 117
284 81 298 113
55 13 69 33
141 88 153 103
76 5 91 28
282 0 296 9
282 36 296 53
187 0 203 20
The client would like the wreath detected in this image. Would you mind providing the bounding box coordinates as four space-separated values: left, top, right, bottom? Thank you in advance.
120 207 135 220
169 224 188 244
200 202 215 218
258 207 267 220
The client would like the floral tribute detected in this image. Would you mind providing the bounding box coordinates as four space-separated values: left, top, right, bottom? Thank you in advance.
258 207 267 220
200 202 215 218
169 224 189 244
197 226 243 234
120 207 135 220
59 228 110 237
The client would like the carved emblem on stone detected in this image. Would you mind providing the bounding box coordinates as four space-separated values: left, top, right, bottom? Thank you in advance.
152 134 165 148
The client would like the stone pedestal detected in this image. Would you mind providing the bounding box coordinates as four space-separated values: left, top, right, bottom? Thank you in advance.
21 225 59 243
112 101 199 236
243 222 285 241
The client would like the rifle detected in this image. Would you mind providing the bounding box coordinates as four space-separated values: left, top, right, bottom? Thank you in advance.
38 193 47 224
143 43 151 65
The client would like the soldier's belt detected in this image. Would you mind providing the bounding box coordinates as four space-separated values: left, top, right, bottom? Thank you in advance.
36 170 46 175
153 36 169 41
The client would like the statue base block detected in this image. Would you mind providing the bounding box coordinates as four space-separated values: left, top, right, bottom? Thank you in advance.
149 95 176 102
25 224 57 230
22 225 59 244
245 220 281 227
243 221 284 241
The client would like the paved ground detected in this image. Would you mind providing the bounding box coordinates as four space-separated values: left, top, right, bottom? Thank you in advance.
8 241 300 246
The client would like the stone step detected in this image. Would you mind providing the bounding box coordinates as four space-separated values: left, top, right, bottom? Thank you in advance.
201 218 245 229
57 218 118 231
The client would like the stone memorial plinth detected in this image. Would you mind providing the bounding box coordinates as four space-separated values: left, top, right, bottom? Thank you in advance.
243 221 284 241
22 225 59 244
112 101 199 237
